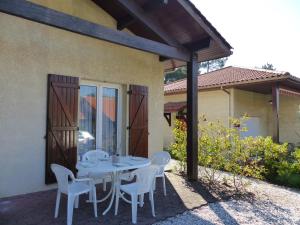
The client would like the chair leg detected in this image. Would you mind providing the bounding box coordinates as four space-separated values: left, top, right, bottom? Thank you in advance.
114 185 120 216
153 178 156 191
75 196 79 208
54 191 61 218
149 190 155 217
92 187 98 218
139 194 144 207
103 178 107 191
162 175 167 196
89 189 93 202
67 194 75 225
131 194 138 224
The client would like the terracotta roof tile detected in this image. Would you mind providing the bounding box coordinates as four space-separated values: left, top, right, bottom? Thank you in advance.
164 101 187 113
164 66 296 94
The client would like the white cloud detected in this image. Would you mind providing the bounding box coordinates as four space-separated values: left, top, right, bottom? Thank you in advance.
191 0 300 76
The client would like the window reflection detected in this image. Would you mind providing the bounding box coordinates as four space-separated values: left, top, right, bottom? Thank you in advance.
102 88 118 155
78 86 97 158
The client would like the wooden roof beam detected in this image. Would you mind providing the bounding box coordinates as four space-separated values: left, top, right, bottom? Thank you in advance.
176 0 232 54
117 0 168 31
115 0 183 48
0 0 190 61
184 37 211 51
159 37 211 62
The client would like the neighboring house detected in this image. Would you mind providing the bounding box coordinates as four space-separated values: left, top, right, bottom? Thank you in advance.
164 66 300 148
0 1 231 197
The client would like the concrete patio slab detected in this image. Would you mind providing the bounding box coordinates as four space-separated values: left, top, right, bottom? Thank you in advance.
0 172 209 225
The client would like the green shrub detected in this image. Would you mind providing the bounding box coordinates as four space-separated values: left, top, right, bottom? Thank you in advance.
169 120 187 171
169 117 300 189
198 120 230 184
271 148 300 187
221 118 266 190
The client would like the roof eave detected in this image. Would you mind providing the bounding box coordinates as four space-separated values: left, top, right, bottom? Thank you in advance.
164 75 294 95
178 0 233 52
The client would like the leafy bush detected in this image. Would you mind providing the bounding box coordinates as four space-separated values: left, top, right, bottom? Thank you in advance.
169 117 300 190
271 148 300 187
198 120 229 184
169 120 187 171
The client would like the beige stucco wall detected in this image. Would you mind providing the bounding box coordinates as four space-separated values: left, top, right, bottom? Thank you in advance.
233 89 271 137
30 0 116 28
163 89 231 149
234 89 300 144
163 87 300 151
279 95 300 145
0 1 164 197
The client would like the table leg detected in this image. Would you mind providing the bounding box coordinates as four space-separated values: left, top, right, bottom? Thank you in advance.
120 191 132 204
86 174 114 203
102 171 117 215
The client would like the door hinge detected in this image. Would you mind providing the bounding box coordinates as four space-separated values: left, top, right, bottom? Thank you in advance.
127 90 132 95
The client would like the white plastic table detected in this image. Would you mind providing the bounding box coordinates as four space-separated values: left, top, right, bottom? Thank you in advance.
76 156 151 215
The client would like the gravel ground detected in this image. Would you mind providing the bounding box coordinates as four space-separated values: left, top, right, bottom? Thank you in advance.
155 198 300 225
157 161 300 225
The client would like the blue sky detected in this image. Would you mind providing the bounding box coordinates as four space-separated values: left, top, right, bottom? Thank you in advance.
191 0 300 76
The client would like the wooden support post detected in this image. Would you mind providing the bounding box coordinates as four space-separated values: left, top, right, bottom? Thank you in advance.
186 52 198 181
272 83 280 143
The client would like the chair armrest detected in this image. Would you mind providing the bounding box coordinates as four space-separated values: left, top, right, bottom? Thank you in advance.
75 178 93 183
88 171 111 179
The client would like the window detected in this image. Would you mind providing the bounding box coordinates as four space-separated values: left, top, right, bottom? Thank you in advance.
102 87 118 153
78 82 122 159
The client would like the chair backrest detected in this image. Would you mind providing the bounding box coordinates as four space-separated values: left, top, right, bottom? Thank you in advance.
51 164 75 194
132 165 158 194
82 149 109 162
150 151 171 166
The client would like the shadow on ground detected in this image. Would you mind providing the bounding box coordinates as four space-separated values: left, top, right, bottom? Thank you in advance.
0 172 255 225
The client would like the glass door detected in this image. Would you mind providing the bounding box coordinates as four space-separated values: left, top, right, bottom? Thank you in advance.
78 85 97 157
100 87 119 155
78 83 121 159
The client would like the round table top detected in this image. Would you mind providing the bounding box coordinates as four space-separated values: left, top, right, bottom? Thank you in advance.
76 156 151 174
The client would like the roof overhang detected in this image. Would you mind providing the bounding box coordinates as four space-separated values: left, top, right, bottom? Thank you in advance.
93 0 233 70
0 0 232 71
164 101 187 113
280 87 300 97
226 77 300 95
165 77 300 96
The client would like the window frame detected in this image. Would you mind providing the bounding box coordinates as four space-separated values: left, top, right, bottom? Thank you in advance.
79 80 123 155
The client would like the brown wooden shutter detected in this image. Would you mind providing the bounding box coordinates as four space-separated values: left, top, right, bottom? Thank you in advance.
45 74 79 184
128 85 148 157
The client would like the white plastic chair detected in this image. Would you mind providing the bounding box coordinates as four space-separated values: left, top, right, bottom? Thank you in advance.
51 164 97 225
115 166 158 224
79 149 111 192
82 149 109 161
150 151 171 196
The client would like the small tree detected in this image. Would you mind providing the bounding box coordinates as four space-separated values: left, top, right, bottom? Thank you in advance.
198 119 230 185
164 67 186 84
199 57 228 73
261 63 276 70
